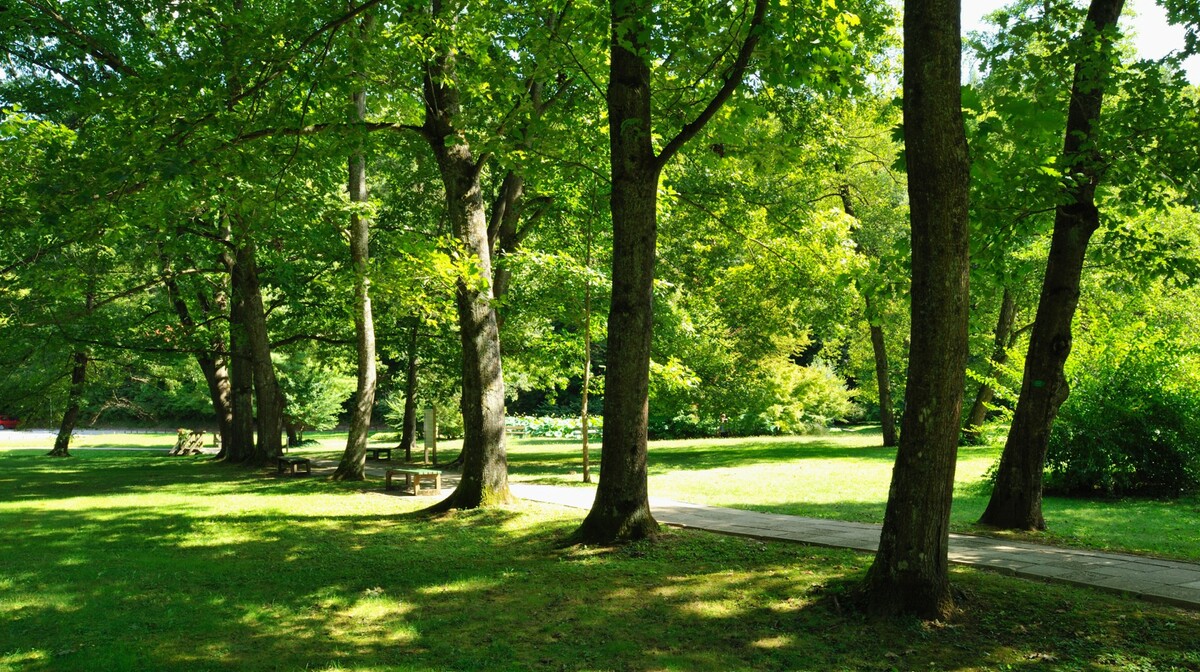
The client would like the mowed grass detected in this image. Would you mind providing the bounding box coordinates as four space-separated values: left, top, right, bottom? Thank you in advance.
6 427 1200 561
2 449 1200 671
501 428 1200 563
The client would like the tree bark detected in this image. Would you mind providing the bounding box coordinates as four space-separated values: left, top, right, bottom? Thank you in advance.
963 287 1016 442
571 0 766 544
421 4 510 511
232 239 285 464
48 350 89 457
863 0 971 619
226 242 256 463
980 0 1125 531
335 62 376 481
400 322 420 463
570 0 662 543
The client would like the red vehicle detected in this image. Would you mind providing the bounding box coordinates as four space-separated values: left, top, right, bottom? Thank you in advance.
0 416 19 430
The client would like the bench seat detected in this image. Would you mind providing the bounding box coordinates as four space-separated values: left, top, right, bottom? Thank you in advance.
385 467 441 495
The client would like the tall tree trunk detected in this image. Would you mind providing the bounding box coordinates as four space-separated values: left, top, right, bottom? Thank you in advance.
162 269 234 455
868 316 898 447
227 244 255 463
581 213 594 484
571 0 662 543
571 0 765 545
421 6 510 510
400 323 420 463
863 0 971 619
335 54 376 481
48 350 89 457
963 287 1016 442
840 181 897 447
980 0 1125 531
235 241 285 464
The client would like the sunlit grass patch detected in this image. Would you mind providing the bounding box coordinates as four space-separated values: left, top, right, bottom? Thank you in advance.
2 446 1200 671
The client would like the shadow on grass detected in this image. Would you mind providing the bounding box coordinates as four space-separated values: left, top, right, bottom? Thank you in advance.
3 452 1200 671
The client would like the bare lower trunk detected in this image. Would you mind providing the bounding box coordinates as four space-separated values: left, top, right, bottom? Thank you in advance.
198 354 234 452
227 276 255 463
48 351 88 457
400 323 420 462
335 80 376 482
239 243 285 464
864 0 971 619
868 317 897 447
570 0 661 543
980 0 1124 532
841 183 897 448
963 287 1015 442
420 17 510 510
581 216 594 484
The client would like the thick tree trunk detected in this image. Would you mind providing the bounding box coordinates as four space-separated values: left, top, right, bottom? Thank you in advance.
236 242 285 464
864 0 971 619
198 354 233 451
335 81 376 481
48 350 88 457
963 287 1016 442
980 0 1124 532
571 0 765 544
570 0 662 543
227 252 256 463
420 13 510 510
400 323 420 463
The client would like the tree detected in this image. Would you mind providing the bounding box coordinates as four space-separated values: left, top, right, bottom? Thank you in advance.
862 0 971 618
417 0 512 510
569 0 768 544
335 9 378 481
979 0 1126 531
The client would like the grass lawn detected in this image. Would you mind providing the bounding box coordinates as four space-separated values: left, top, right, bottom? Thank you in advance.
2 447 1200 671
498 428 1200 563
6 427 1199 562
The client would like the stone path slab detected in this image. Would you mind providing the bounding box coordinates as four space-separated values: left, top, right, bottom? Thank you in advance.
508 483 1200 611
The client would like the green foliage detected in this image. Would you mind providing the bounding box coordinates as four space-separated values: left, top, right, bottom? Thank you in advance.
275 352 355 435
1044 273 1200 498
1047 357 1200 498
381 390 465 440
504 414 602 438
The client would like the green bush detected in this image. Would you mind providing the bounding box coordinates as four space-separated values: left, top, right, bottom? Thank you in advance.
505 415 602 438
1046 357 1200 498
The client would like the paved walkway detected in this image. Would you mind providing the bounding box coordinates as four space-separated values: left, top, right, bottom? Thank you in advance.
505 484 1200 611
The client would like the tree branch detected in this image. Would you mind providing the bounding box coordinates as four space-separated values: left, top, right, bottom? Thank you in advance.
654 0 767 170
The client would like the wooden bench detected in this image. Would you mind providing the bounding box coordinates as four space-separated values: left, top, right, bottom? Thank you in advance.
365 446 392 460
385 467 441 495
505 424 527 439
277 456 311 475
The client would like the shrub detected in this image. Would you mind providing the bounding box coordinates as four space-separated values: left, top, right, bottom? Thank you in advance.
505 415 603 438
1046 356 1200 498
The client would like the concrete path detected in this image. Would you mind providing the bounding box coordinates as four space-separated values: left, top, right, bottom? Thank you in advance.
508 483 1200 611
